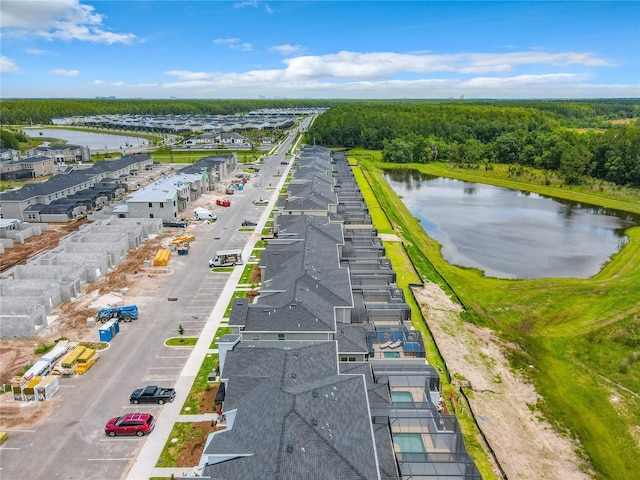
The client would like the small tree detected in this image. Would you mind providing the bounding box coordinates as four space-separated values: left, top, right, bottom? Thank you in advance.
178 324 184 342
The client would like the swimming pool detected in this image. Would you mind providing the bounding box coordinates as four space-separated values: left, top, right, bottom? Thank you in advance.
391 391 414 403
393 433 426 453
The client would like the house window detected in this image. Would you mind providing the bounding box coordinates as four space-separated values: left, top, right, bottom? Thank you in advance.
149 214 154 218
277 333 285 341
148 202 153 208
252 333 260 341
160 202 164 208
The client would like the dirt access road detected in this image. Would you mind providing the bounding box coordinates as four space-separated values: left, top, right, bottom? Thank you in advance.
412 283 594 480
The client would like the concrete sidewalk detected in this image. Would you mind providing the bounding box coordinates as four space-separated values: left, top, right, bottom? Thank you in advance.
125 155 290 480
125 265 241 480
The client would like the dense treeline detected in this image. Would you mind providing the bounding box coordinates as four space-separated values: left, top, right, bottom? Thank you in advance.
3 98 638 127
308 101 640 188
0 128 28 150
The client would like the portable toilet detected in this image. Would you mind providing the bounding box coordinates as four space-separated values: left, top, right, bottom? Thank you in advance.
99 322 113 342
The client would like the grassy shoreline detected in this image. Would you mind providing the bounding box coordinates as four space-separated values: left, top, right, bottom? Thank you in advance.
351 149 640 480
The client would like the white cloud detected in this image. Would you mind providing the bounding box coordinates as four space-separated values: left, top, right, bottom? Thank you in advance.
89 80 105 85
49 68 80 76
161 48 615 89
213 37 252 51
233 1 258 8
269 44 304 56
0 0 137 44
112 81 125 87
0 55 19 73
156 47 631 99
232 1 273 14
26 48 52 55
280 50 613 81
164 70 212 81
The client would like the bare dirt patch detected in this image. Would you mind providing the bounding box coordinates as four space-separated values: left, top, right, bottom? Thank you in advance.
0 390 56 429
171 422 223 468
0 221 86 274
413 282 594 480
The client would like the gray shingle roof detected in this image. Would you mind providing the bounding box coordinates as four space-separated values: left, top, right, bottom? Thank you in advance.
204 341 379 480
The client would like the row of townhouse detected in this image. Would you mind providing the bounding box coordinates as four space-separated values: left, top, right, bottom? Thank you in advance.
0 145 90 181
113 153 237 222
0 153 238 224
183 132 246 148
0 154 152 222
191 146 481 479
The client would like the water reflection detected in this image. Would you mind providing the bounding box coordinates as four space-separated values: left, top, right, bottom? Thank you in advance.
384 170 639 279
23 128 149 150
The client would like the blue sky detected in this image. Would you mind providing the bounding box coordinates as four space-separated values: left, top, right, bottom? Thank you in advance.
1 1 638 99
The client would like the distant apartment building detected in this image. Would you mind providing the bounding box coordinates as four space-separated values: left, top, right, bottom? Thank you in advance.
25 144 91 164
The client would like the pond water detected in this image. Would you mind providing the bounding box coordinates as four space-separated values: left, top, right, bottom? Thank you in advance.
23 128 150 151
384 170 640 279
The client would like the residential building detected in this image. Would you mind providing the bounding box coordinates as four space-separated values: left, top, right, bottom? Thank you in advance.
193 146 481 480
25 144 91 164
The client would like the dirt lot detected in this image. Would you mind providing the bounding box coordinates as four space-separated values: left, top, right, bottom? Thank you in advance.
0 231 171 384
412 282 594 480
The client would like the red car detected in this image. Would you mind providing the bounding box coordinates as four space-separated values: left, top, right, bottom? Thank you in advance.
105 412 155 437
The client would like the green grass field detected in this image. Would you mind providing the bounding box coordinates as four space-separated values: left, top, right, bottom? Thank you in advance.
350 150 640 480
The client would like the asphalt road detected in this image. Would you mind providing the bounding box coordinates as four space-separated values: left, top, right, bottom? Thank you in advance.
0 121 305 480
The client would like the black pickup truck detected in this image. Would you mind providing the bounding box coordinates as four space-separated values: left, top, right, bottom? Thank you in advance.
129 385 176 404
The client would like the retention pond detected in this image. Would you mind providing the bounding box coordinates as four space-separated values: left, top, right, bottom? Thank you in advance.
384 170 640 279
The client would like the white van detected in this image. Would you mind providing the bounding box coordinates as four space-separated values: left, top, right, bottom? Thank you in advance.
194 207 217 221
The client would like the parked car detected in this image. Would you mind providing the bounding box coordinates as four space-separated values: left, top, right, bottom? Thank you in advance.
253 197 268 205
105 412 155 437
129 385 176 404
242 219 257 226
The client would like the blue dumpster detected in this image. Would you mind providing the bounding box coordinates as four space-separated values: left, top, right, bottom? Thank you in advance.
237 184 244 191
